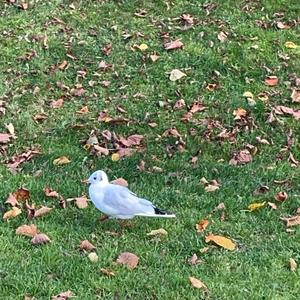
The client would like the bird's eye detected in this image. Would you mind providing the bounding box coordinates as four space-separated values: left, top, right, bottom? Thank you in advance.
93 177 97 180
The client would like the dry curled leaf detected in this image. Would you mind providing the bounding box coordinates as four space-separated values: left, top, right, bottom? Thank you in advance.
189 276 207 289
275 191 288 202
116 252 139 269
100 268 115 277
291 89 300 103
88 252 99 263
147 228 168 236
52 290 73 300
34 206 53 218
76 106 89 114
164 40 184 50
204 184 219 193
281 215 300 227
188 253 202 266
111 178 128 187
196 219 209 233
16 224 38 237
53 156 71 165
5 193 19 206
31 233 51 245
50 98 64 109
265 75 278 86
80 240 96 251
267 202 277 210
44 187 59 198
3 207 22 220
0 133 11 144
229 149 252 165
205 234 236 251
14 187 30 201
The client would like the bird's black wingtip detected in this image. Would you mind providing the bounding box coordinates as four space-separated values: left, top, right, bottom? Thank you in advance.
154 206 174 216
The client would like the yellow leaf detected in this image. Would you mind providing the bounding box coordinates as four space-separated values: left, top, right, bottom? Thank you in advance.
3 207 22 220
285 41 298 49
88 252 99 263
53 156 71 165
205 234 236 251
137 43 148 51
111 153 120 161
248 201 265 212
147 228 168 236
243 91 254 99
290 258 297 272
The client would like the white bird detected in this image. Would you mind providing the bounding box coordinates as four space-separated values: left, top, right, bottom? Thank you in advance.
88 170 175 221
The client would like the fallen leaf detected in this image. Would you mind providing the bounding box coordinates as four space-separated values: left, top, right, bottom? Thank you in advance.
291 89 300 103
229 149 252 165
196 219 209 233
14 187 30 201
31 233 51 245
116 252 139 269
44 187 59 198
188 254 202 266
75 197 88 209
58 60 68 70
3 207 22 220
16 224 38 237
80 240 96 251
93 145 109 156
76 106 89 114
0 133 11 144
243 91 254 98
205 234 236 251
290 258 297 272
217 31 227 42
34 206 53 218
275 191 288 202
53 156 71 165
50 98 64 109
147 228 168 236
174 99 185 109
267 202 277 210
276 22 290 29
181 14 194 25
5 193 19 206
164 40 184 50
265 75 278 86
248 202 265 212
281 215 300 227
111 178 128 187
205 184 219 193
285 41 298 49
52 290 73 300
88 252 99 263
111 153 120 161
20 2 28 10
189 276 207 289
212 203 226 212
137 43 148 51
169 69 186 81
150 54 160 62
100 268 115 277
189 102 206 113
233 108 247 120
33 113 48 122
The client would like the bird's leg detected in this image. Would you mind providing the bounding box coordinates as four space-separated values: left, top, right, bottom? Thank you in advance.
98 215 109 222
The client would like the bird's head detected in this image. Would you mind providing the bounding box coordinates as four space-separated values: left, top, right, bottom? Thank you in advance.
87 170 109 185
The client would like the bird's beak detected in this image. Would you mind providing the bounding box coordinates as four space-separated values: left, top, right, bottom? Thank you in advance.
81 179 90 184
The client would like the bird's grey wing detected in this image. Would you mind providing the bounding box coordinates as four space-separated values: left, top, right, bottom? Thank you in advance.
103 184 154 216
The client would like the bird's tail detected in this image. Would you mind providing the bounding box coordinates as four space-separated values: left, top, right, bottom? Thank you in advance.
135 207 176 218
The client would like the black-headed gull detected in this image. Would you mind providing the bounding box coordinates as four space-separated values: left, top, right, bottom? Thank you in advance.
88 170 175 220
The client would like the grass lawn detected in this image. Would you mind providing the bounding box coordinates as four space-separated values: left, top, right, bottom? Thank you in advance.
1 0 300 299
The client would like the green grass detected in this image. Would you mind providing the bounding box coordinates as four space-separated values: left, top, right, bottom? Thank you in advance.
1 0 300 299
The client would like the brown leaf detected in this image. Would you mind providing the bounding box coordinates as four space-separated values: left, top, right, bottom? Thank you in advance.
31 233 51 245
116 252 139 269
281 215 300 227
53 156 71 165
33 113 48 123
102 43 112 55
3 207 22 220
16 224 38 237
233 108 247 120
162 128 181 137
189 276 207 289
265 75 278 86
290 258 297 272
229 149 252 165
181 14 194 25
205 234 236 250
52 290 73 300
275 191 288 202
14 187 30 201
44 187 59 198
164 40 184 50
75 197 88 209
58 60 68 70
50 98 64 109
80 240 96 251
20 2 28 10
189 102 206 113
0 133 11 144
188 254 202 266
34 206 53 218
100 268 115 276
76 106 89 114
111 178 128 187
217 31 227 42
196 219 209 233
5 193 19 206
93 145 109 156
174 99 185 109
253 185 269 195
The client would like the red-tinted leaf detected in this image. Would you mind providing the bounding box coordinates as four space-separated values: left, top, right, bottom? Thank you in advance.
164 40 184 50
116 252 139 269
